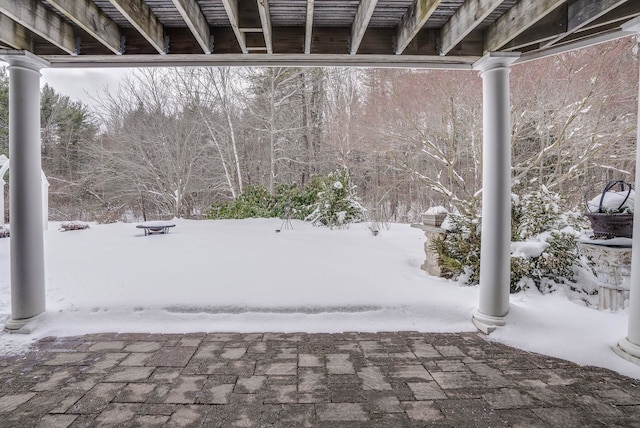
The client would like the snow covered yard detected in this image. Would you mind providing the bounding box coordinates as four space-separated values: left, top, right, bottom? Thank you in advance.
0 218 639 378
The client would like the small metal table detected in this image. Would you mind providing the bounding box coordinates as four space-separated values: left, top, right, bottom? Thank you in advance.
136 222 176 236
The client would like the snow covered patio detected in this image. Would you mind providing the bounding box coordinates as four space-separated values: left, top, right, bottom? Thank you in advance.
1 218 639 380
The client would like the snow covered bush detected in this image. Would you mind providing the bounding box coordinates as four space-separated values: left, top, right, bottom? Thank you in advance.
305 169 366 228
59 221 90 231
206 172 365 225
207 186 274 219
433 186 589 294
431 212 481 284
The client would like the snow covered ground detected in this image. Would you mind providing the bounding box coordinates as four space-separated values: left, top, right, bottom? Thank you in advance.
0 218 639 378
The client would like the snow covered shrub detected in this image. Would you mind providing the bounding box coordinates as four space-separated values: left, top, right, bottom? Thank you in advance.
431 212 481 284
272 183 317 220
433 186 588 294
206 173 366 223
207 186 274 219
305 169 366 228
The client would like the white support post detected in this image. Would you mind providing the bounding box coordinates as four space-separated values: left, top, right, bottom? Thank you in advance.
1 51 50 332
0 178 4 226
472 52 520 334
616 19 640 362
0 155 6 226
42 173 49 231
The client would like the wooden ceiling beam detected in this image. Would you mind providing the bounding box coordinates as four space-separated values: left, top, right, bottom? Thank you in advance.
172 0 211 54
0 14 32 50
543 0 628 48
108 0 166 54
502 5 566 51
0 0 76 54
305 0 314 54
221 0 248 53
350 0 378 54
440 0 502 55
579 0 640 32
256 0 273 54
48 0 122 55
483 0 565 53
395 0 442 54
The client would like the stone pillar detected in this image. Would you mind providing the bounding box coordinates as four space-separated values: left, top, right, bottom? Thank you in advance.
617 23 640 361
1 51 49 331
472 52 520 334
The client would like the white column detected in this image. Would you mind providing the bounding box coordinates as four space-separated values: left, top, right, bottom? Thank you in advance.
617 21 640 360
472 52 520 334
1 51 50 331
0 178 4 226
42 173 49 231
0 156 7 226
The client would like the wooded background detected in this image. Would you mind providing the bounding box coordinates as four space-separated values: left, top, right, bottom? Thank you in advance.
1 37 637 223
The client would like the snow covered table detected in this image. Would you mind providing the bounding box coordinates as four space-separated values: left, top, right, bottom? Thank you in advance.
136 221 176 236
577 238 632 311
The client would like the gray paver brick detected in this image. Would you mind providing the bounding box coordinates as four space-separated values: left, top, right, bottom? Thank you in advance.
36 414 77 428
94 403 139 424
326 354 355 374
43 353 89 366
124 341 163 353
199 382 233 404
403 400 444 422
87 341 126 351
113 383 156 403
221 347 246 359
166 404 209 426
298 370 324 393
132 414 171 426
69 383 124 414
264 384 297 404
358 366 392 390
85 353 127 373
391 364 434 381
33 370 73 391
235 375 266 393
482 388 537 410
119 352 153 366
0 392 36 413
147 347 197 367
257 361 297 376
164 376 206 404
105 366 154 382
299 354 322 367
408 381 448 400
316 403 369 421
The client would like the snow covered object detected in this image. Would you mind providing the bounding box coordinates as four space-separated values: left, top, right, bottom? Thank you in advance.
305 169 366 228
433 186 589 295
421 206 448 227
585 180 634 239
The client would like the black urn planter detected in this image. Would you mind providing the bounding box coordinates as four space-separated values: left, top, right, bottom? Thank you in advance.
585 180 634 239
584 212 633 239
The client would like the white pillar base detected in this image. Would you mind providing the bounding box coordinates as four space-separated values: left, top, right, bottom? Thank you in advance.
614 338 640 366
4 314 43 334
472 310 507 335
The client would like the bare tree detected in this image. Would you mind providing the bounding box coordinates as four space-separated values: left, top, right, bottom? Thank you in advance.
89 69 221 219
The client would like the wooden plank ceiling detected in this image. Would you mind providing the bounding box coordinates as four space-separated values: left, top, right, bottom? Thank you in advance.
0 0 639 68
